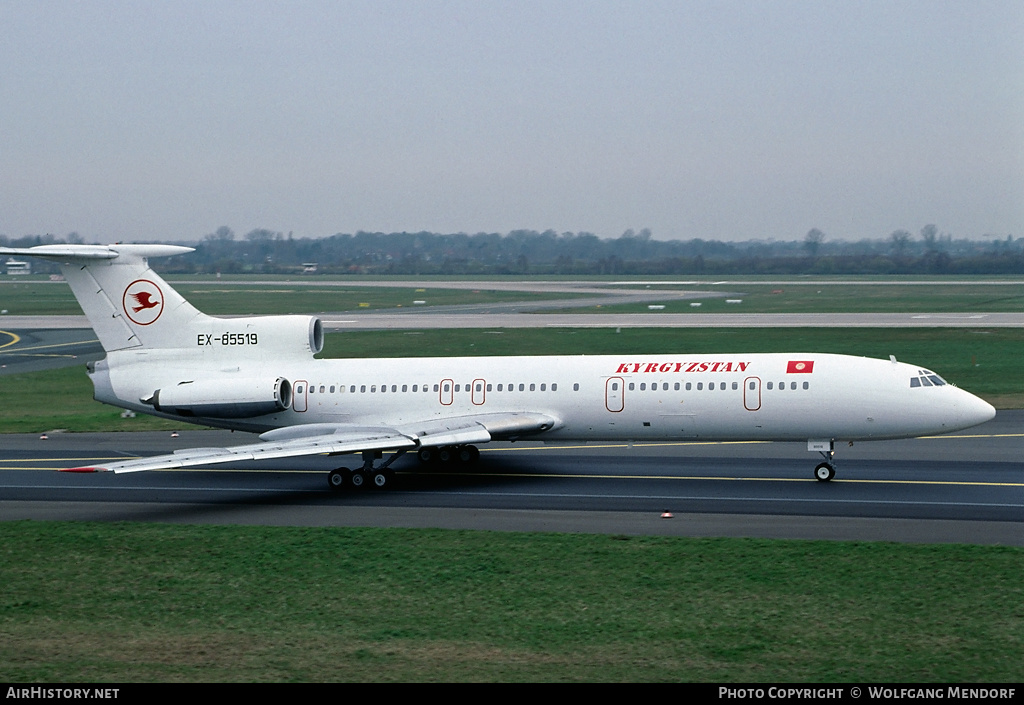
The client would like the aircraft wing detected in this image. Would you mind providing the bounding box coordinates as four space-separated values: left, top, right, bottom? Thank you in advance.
63 412 557 474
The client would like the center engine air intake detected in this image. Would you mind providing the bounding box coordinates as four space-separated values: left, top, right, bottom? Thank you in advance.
147 377 292 418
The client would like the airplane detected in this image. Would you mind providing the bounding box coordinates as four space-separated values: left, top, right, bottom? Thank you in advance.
0 243 997 487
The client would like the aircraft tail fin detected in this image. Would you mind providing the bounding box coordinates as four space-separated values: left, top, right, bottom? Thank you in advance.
0 244 205 352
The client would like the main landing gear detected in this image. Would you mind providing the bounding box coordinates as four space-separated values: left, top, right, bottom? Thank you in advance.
416 444 480 466
327 449 407 492
326 444 483 491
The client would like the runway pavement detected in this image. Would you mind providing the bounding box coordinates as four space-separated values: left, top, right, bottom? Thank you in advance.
2 412 1021 544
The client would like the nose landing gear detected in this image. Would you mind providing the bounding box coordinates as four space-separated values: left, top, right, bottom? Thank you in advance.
808 439 837 482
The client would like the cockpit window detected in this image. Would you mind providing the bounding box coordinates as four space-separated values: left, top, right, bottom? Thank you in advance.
911 370 947 388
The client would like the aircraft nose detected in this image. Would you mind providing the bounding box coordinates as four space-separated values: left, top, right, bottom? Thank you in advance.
959 390 996 428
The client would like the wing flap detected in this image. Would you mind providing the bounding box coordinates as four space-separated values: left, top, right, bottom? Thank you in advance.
60 412 558 474
64 427 416 474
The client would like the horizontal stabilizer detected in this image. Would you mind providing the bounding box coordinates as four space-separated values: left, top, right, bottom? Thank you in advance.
0 244 193 260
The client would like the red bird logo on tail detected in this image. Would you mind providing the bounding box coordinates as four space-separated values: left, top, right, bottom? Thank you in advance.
130 291 160 313
122 279 165 325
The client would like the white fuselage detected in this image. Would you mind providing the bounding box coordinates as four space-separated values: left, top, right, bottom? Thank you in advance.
91 349 996 444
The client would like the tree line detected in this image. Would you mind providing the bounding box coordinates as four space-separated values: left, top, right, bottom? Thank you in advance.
3 225 1022 276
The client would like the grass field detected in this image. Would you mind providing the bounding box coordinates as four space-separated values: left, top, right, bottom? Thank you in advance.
1 522 1020 682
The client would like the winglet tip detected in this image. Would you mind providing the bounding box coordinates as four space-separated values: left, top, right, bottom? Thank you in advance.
60 466 105 473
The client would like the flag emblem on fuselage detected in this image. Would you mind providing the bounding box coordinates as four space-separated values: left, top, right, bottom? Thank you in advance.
787 360 814 373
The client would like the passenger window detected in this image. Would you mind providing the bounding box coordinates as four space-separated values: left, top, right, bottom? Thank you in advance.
803 382 809 390
573 383 579 391
732 382 738 390
767 382 773 390
697 383 703 390
552 383 558 391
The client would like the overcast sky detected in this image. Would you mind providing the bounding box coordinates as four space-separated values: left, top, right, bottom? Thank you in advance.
2 1 1022 243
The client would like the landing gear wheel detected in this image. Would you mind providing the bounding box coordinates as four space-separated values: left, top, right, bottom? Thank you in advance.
417 447 438 464
814 462 836 482
349 470 368 489
328 468 348 491
457 445 480 465
371 469 394 490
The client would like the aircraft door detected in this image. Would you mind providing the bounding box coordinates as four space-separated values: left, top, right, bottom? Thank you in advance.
294 379 308 412
439 378 454 405
743 376 761 411
472 379 486 405
605 377 624 412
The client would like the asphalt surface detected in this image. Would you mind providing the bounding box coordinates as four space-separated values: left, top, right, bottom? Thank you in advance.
2 412 1021 544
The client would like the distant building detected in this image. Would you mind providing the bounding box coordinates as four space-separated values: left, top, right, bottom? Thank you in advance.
302 262 318 274
5 258 30 275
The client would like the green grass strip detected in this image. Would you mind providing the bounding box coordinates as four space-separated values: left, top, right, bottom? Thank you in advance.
0 521 1020 682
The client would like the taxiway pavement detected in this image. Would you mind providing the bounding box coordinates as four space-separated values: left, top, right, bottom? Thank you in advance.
2 412 1021 545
